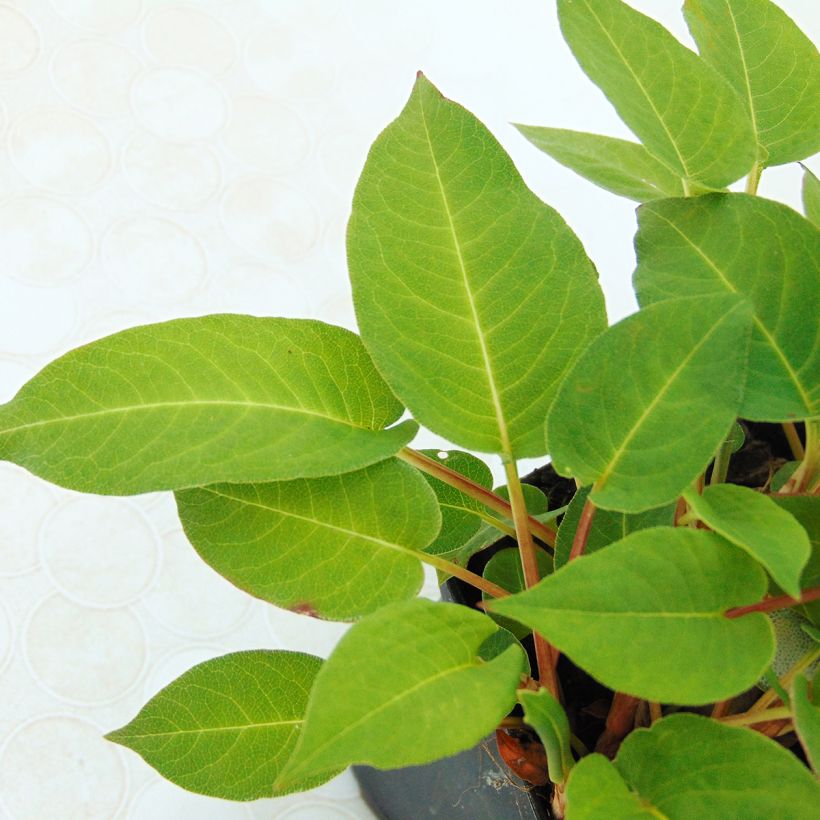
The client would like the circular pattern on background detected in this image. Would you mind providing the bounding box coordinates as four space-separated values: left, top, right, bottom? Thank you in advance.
122 131 222 210
0 278 78 355
0 196 93 287
143 6 236 77
141 529 252 639
222 97 310 173
9 108 112 194
0 716 126 820
50 39 141 117
130 778 252 820
0 357 32 402
0 464 56 577
266 605 350 659
40 497 159 608
102 215 207 303
0 6 40 77
221 176 319 261
49 0 142 34
132 67 229 142
279 803 362 820
24 595 146 704
211 264 311 317
143 645 221 700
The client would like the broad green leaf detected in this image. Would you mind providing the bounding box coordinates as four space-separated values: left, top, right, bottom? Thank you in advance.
803 165 820 226
0 316 416 494
771 495 820 625
685 0 820 166
555 486 674 569
519 688 573 785
348 73 606 458
634 194 820 421
514 125 685 202
106 651 334 800
615 713 820 817
176 459 440 621
565 754 659 819
683 483 810 598
546 295 753 512
557 0 755 188
489 528 773 703
417 449 494 557
483 548 553 639
496 482 549 515
725 421 745 452
276 599 526 785
793 674 820 774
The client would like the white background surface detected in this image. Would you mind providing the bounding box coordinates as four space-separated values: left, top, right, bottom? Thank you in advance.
0 1 817 818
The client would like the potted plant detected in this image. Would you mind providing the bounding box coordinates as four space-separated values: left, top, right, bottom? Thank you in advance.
1 0 819 816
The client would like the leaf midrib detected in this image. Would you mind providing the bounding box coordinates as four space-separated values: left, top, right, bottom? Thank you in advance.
596 303 742 490
111 717 302 741
650 207 814 414
416 88 511 455
722 0 760 147
0 398 364 438
576 0 692 180
201 486 424 559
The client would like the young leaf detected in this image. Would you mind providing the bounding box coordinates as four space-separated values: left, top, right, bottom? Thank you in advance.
348 73 606 459
417 450 494 557
488 528 773 704
106 651 335 800
514 125 685 201
483 548 553 639
565 754 658 819
685 0 820 166
614 713 820 816
176 459 441 621
519 688 573 785
557 0 756 188
683 483 811 599
0 316 416 494
276 599 526 786
771 495 820 626
546 295 753 512
554 485 674 569
634 194 820 421
792 674 820 774
803 165 820 226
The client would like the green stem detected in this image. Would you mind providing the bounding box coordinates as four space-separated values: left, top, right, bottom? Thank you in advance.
419 550 509 599
399 448 556 547
745 161 762 195
709 439 732 486
465 507 517 538
781 420 820 494
503 456 559 697
719 706 791 728
782 422 805 460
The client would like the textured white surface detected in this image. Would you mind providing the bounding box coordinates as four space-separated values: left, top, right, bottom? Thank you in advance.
0 1 817 818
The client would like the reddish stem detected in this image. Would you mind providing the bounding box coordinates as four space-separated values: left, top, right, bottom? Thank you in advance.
568 496 596 562
595 693 640 758
724 586 820 619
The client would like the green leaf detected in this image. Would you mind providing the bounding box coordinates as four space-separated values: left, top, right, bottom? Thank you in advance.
725 421 745 453
0 316 416 494
565 754 659 819
685 0 820 166
793 674 820 775
634 194 820 421
519 688 573 785
546 295 752 512
772 461 800 492
614 713 820 817
771 495 820 626
418 449 494 557
683 483 810 598
276 599 526 785
489 527 773 703
106 651 334 800
557 0 755 188
803 165 820 226
555 486 674 569
514 125 685 201
349 73 606 458
483 548 553 639
176 459 440 621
